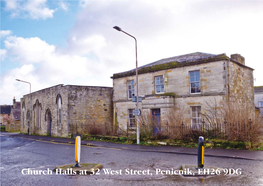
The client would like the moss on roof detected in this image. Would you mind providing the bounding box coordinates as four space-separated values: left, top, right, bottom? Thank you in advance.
112 54 229 79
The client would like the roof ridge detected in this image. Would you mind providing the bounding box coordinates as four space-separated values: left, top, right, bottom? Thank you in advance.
139 52 220 68
112 52 228 79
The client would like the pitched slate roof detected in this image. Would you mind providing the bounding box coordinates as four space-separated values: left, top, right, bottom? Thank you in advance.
12 109 21 121
254 86 263 94
138 52 218 69
14 102 21 109
0 105 12 114
112 52 228 79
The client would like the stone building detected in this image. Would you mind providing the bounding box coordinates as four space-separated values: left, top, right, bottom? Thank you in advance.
6 97 21 132
20 84 113 137
112 52 255 134
255 86 263 117
0 105 12 126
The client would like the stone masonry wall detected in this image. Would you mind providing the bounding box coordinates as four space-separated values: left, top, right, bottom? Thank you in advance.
113 60 228 132
21 85 113 137
114 95 224 132
113 60 226 101
20 84 69 137
228 61 255 118
67 86 113 135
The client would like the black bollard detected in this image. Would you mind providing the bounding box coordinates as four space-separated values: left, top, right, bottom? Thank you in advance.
198 136 204 168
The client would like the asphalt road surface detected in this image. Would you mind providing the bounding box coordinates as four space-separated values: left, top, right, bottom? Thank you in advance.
1 133 263 186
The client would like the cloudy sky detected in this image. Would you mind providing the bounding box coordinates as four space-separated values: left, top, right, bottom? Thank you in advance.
1 0 263 105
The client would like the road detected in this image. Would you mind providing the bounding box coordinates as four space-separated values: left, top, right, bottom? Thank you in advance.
1 133 263 186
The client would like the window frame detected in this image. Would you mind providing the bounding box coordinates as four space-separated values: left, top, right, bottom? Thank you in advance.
128 109 136 128
127 80 135 99
259 101 263 107
155 75 164 94
189 70 201 94
191 106 201 129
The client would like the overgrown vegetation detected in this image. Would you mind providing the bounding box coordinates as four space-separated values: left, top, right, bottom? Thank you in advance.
201 98 261 143
130 98 262 149
75 133 263 150
46 96 263 150
69 122 113 137
1 125 5 132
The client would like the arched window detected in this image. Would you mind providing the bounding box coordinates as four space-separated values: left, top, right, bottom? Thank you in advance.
22 102 25 128
34 100 42 128
56 95 62 127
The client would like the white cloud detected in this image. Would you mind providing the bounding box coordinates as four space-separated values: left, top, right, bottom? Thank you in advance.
24 0 55 19
59 1 69 11
4 0 19 10
3 0 54 19
66 0 263 83
1 64 35 105
4 36 55 64
0 35 113 104
0 30 12 38
0 49 7 60
1 0 263 104
0 49 6 61
79 0 89 7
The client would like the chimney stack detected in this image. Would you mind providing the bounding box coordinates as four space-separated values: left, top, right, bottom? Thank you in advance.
13 97 16 108
230 54 245 65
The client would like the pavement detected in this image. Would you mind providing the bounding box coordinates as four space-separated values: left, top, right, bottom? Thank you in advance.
2 132 263 161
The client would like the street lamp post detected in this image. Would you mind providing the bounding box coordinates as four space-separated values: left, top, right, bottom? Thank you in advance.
113 26 140 144
16 79 31 135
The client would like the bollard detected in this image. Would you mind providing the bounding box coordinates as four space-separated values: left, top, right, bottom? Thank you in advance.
74 135 81 167
197 136 204 168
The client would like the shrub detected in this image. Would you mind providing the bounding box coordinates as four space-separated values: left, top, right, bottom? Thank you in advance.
1 125 5 132
88 125 103 135
119 137 127 142
139 111 155 139
182 129 203 142
154 131 169 140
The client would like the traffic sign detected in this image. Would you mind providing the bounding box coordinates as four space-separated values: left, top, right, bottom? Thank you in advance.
133 109 141 116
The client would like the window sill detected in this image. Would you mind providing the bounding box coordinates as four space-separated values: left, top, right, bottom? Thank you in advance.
190 92 201 95
155 92 165 94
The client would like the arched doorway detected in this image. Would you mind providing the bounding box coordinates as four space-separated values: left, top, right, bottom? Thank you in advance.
45 109 52 136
